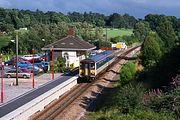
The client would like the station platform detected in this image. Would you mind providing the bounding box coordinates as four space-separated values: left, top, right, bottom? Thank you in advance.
0 73 71 117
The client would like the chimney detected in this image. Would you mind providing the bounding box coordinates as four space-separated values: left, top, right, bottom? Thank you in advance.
68 27 75 37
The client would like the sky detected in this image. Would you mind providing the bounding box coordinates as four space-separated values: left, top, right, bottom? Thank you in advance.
0 0 179 18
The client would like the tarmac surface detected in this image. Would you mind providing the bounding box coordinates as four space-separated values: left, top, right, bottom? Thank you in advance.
0 73 62 106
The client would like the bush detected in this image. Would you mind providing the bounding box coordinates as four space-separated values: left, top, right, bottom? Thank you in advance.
88 108 175 120
120 61 136 85
115 83 144 113
54 57 66 73
147 87 180 118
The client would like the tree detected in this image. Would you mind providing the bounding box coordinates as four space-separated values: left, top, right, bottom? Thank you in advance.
156 17 177 52
140 34 162 68
133 21 151 41
0 34 11 52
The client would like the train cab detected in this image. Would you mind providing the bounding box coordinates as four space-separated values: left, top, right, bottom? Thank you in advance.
79 60 96 79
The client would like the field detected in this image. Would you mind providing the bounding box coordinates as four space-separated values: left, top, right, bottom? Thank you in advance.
103 28 133 38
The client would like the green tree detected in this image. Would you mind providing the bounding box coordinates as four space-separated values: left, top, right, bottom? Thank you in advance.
0 34 11 52
156 17 177 52
140 34 162 68
133 21 151 41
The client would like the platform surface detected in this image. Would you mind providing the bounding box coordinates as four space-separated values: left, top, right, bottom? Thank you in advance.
0 73 72 117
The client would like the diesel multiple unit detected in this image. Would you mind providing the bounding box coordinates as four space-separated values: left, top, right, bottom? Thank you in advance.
79 50 118 80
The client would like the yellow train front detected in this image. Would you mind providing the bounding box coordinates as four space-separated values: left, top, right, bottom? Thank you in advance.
79 50 116 81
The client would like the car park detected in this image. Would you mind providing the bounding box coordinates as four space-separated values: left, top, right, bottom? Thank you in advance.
5 69 31 78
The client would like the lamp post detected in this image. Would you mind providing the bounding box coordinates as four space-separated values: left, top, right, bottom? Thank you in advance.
15 31 19 86
32 48 35 88
42 39 47 61
0 54 4 103
52 46 54 80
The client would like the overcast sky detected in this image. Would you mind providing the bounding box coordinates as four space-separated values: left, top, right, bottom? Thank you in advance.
0 0 179 18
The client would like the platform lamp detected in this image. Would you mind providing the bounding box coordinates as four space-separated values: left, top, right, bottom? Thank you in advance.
42 39 47 61
28 39 35 88
51 46 54 80
0 54 4 103
32 48 35 88
14 28 27 86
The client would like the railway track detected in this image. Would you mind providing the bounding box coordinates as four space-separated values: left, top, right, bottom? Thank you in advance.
30 45 141 120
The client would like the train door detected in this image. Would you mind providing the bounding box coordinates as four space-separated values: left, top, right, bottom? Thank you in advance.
79 62 85 77
90 62 95 77
84 63 91 76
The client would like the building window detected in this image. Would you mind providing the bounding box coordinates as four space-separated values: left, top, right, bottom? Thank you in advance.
64 53 69 67
64 53 69 60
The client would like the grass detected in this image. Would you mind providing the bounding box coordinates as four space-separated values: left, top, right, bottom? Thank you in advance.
103 28 133 38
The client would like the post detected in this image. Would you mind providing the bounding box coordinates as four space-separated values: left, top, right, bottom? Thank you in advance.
16 32 18 85
1 65 3 104
106 27 108 50
32 49 35 88
0 55 4 103
52 47 54 80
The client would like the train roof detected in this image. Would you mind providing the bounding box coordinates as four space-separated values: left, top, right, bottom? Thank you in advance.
82 50 114 62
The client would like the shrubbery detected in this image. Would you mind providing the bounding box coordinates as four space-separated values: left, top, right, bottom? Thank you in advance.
54 57 66 73
89 108 175 120
88 83 176 120
120 61 136 85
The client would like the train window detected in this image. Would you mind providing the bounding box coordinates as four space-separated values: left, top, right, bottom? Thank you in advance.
80 62 85 68
90 63 95 69
85 63 88 68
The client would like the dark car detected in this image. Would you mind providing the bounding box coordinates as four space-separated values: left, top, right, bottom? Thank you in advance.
18 61 32 68
35 61 49 72
25 66 43 75
4 57 29 66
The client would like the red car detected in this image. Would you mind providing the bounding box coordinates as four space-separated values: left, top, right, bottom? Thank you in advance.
19 68 31 73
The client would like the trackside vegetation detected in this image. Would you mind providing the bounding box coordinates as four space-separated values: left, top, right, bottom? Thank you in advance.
88 14 180 120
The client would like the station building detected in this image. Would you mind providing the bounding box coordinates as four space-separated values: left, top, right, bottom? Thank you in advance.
42 28 96 68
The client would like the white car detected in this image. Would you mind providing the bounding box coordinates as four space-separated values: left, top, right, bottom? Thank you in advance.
22 54 40 60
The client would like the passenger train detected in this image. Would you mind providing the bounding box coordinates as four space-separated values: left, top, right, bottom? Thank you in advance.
79 50 118 80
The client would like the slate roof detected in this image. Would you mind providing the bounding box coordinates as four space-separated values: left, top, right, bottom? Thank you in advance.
42 36 96 51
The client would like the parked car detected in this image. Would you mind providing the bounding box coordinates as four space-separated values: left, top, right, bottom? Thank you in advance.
4 66 15 72
39 55 48 61
5 69 31 78
35 61 49 72
4 57 29 66
89 52 97 56
18 61 32 68
19 68 31 73
25 65 43 75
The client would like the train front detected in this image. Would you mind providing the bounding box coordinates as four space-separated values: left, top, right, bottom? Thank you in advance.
79 59 96 80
